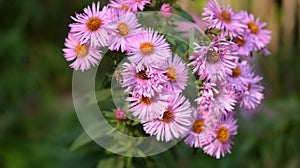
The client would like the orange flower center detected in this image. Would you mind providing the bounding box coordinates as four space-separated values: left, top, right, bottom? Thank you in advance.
137 70 150 80
76 44 88 57
136 0 141 2
219 11 231 23
217 126 230 143
206 50 220 64
117 22 130 36
140 96 151 105
231 66 241 78
192 120 205 134
140 42 154 55
235 37 245 46
162 110 174 123
120 4 129 11
86 17 102 32
165 66 177 82
247 22 259 34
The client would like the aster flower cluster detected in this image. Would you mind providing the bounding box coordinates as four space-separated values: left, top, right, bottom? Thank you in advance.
62 0 150 71
185 0 271 158
63 0 271 160
202 0 271 57
122 29 192 141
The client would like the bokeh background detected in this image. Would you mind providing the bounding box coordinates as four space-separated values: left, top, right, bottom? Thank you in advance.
0 0 299 167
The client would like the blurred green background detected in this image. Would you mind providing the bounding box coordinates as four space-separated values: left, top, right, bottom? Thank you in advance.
0 0 299 167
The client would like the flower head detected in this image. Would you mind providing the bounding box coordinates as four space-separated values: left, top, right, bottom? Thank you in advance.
126 28 172 66
196 82 237 119
127 93 169 121
69 2 112 47
184 110 209 148
62 33 102 71
125 0 151 12
203 116 238 159
143 94 194 142
234 35 255 57
163 54 188 93
108 9 141 52
121 62 167 97
109 0 131 12
189 35 238 82
238 11 271 51
227 60 254 92
202 0 246 37
239 75 264 110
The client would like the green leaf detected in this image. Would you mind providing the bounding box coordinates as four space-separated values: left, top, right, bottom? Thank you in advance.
70 131 91 151
174 7 195 23
95 88 112 102
97 157 125 168
70 122 107 151
166 35 176 46
189 28 195 57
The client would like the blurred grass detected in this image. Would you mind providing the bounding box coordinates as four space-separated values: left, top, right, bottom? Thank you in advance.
0 0 299 167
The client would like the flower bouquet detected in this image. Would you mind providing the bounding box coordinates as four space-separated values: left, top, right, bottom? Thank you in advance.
62 0 271 163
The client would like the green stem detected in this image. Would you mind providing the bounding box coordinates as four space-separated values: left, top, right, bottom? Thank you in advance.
125 157 132 168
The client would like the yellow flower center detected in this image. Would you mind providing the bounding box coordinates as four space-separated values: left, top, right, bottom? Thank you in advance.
117 22 130 36
140 96 151 105
86 17 102 32
235 37 245 46
231 66 241 78
165 66 177 82
247 22 259 34
192 120 205 134
76 44 88 57
219 11 231 23
140 42 155 55
206 50 220 64
120 4 129 11
217 126 230 143
137 70 150 80
162 110 173 123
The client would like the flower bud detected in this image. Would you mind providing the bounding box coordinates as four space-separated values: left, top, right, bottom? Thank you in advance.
114 108 126 120
160 3 173 18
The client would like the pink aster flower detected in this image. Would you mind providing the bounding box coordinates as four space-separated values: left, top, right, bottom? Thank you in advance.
239 75 264 110
127 93 169 121
163 54 188 94
126 28 172 66
69 2 112 47
196 82 217 117
184 110 209 148
121 62 167 97
196 82 236 119
226 60 253 92
160 3 173 18
107 9 141 52
238 11 271 51
234 35 255 57
109 0 131 12
188 35 239 82
125 0 151 12
62 33 102 72
143 93 194 142
203 116 238 159
202 0 246 37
